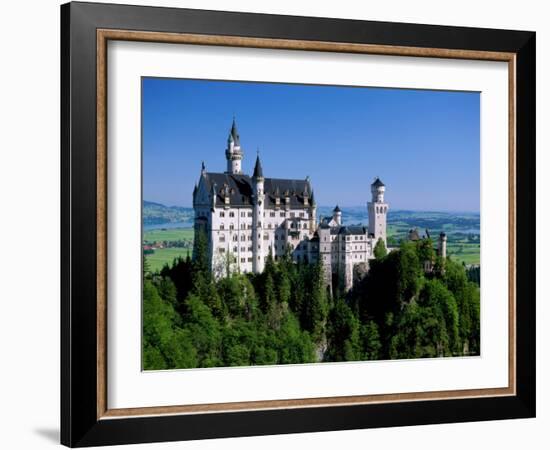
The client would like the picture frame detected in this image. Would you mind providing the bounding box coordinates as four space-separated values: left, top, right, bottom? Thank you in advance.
60 1 536 447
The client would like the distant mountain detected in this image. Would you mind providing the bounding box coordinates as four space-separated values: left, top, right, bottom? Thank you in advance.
143 201 194 226
143 201 479 236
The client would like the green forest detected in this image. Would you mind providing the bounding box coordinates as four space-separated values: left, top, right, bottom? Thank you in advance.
143 231 480 370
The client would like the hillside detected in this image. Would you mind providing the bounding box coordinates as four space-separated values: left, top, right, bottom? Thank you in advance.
143 200 194 226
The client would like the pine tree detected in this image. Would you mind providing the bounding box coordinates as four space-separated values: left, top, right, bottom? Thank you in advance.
374 238 387 259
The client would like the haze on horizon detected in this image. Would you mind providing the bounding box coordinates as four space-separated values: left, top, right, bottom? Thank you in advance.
143 78 480 212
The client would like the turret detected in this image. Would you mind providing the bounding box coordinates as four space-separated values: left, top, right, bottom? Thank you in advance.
438 232 447 260
252 154 265 273
309 189 317 231
371 177 385 202
210 182 217 211
225 118 243 174
332 205 342 226
368 177 388 243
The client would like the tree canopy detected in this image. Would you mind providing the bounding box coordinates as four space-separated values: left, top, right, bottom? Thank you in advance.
143 236 480 369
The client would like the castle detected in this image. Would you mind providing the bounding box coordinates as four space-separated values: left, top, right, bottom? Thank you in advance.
192 119 390 292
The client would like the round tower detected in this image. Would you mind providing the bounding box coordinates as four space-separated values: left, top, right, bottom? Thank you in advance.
367 177 388 243
252 154 265 273
225 118 243 174
438 232 447 260
333 205 342 226
371 177 385 203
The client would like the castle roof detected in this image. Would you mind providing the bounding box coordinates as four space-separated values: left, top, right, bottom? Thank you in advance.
340 225 368 235
372 177 385 188
408 228 421 241
333 205 341 213
201 172 313 209
253 155 264 178
229 118 240 146
329 225 368 235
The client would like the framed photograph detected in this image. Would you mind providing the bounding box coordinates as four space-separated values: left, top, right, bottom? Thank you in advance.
61 1 536 447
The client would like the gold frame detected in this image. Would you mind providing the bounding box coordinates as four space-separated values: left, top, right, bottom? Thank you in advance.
96 29 516 420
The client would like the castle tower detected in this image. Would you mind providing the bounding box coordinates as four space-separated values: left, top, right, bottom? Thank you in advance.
332 205 342 226
310 189 317 231
438 232 447 259
368 177 388 243
225 118 243 174
252 154 265 273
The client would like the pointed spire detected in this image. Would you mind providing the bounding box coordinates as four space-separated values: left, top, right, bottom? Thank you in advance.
333 205 341 213
229 117 240 146
310 190 316 205
201 161 206 175
253 153 264 179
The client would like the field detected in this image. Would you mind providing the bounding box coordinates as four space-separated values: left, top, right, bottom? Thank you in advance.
144 228 194 272
143 227 194 243
146 247 192 272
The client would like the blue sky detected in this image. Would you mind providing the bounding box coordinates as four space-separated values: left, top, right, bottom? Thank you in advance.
142 77 480 212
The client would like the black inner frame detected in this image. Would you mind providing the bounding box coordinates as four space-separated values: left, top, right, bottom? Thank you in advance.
61 2 536 447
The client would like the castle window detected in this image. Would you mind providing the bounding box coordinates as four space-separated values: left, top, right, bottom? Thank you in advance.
233 235 238 242
218 248 225 254
241 235 245 241
241 211 246 217
219 235 225 243
220 224 225 230
234 246 238 252
229 211 235 217
290 212 295 218
229 224 234 230
248 235 252 241
264 233 269 240
248 212 252 217
220 211 225 217
240 247 246 252
241 257 245 263
300 212 304 217
248 257 252 262
303 223 307 229
248 246 252 251
280 212 285 217
270 212 275 217
241 223 245 229
247 224 252 229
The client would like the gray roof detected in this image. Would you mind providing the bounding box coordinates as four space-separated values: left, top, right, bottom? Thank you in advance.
333 205 341 212
201 172 312 208
329 225 367 236
341 225 368 235
372 177 385 188
229 119 240 146
408 229 421 241
253 155 264 178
